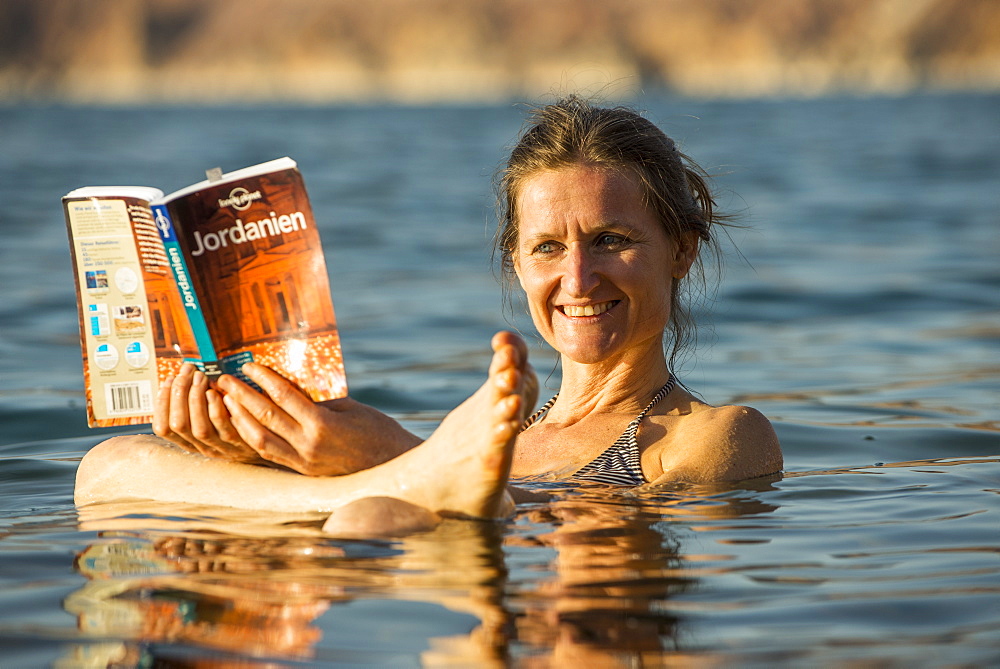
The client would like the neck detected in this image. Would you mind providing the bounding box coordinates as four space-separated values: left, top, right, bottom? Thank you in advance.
553 344 672 420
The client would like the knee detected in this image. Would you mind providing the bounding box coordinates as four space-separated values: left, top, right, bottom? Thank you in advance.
322 497 441 538
75 434 167 504
82 433 162 466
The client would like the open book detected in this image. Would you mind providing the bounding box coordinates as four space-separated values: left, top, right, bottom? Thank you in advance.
63 157 347 427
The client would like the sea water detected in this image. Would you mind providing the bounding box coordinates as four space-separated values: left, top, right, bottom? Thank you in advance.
0 94 997 666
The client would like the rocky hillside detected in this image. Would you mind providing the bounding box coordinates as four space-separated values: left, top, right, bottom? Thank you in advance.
2 0 998 103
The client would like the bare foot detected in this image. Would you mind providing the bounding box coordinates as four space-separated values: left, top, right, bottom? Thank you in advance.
321 335 531 534
369 331 527 519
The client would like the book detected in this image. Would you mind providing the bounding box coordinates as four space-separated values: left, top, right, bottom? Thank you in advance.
63 157 347 427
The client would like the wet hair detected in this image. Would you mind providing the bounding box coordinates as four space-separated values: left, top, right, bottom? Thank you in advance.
494 95 728 369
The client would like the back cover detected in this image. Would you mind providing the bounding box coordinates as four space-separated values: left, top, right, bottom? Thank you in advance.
63 189 199 426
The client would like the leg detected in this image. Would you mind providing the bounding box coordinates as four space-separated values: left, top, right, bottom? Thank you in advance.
75 333 527 521
321 497 442 537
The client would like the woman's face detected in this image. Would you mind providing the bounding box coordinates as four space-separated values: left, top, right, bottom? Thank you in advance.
513 164 696 366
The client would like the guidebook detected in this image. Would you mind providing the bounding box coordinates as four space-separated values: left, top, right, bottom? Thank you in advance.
63 157 347 427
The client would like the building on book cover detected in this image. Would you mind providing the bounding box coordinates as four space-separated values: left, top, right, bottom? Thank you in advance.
161 160 346 401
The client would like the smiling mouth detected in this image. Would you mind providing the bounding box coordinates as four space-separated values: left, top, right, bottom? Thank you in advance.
561 301 619 317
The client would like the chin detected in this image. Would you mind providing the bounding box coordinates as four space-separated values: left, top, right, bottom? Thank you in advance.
555 340 621 365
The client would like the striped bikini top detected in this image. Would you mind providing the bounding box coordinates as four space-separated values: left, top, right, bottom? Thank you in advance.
520 376 677 486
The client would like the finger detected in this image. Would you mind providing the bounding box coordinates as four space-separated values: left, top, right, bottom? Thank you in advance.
216 371 298 439
228 363 312 430
162 431 201 454
168 363 197 437
152 373 203 454
242 362 313 409
187 370 218 442
203 389 265 463
168 365 231 459
206 388 246 446
222 393 299 469
152 374 176 439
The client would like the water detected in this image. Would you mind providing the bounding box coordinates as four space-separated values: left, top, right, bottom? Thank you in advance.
1 94 998 666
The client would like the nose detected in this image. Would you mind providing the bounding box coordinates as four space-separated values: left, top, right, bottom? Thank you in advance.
562 244 600 297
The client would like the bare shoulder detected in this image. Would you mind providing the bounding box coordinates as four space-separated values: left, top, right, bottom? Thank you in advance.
652 404 783 484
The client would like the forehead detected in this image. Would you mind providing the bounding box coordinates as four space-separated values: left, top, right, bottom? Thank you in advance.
515 165 653 233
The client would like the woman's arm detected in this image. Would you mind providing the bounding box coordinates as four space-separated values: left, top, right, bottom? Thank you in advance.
154 331 534 478
152 362 422 476
217 363 422 475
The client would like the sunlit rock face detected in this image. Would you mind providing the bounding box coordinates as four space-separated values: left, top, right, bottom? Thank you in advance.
2 0 998 103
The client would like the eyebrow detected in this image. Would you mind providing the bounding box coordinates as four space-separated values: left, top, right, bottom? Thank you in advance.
519 220 641 245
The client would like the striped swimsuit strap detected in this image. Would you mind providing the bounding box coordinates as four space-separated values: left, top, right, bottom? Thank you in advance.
520 376 677 486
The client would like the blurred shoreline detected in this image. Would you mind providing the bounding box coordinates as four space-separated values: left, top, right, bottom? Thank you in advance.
2 0 999 104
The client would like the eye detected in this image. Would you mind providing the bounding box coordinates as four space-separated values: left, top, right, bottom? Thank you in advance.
532 241 558 254
595 233 629 249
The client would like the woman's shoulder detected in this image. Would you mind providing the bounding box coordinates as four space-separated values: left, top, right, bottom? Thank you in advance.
683 402 775 434
649 402 783 484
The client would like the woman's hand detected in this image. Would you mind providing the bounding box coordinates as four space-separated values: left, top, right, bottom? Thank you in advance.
215 363 423 476
152 363 267 465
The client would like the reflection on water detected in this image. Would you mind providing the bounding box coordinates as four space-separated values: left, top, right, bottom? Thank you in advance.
507 496 689 666
61 484 783 666
65 523 503 666
1 450 991 665
67 535 340 665
59 457 1000 666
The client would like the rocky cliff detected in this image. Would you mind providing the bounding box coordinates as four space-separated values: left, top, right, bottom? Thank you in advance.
2 0 998 103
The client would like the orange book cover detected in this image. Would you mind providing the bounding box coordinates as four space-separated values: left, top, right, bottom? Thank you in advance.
63 158 347 427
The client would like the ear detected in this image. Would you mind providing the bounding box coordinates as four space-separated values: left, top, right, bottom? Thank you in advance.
511 251 525 289
672 231 700 279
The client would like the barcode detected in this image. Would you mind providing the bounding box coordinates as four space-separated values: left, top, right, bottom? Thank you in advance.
105 381 153 416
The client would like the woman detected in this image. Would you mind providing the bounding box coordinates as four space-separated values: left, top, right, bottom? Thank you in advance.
499 97 782 485
76 97 781 529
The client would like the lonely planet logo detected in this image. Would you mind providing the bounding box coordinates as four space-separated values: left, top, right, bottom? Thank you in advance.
154 211 171 236
218 187 262 211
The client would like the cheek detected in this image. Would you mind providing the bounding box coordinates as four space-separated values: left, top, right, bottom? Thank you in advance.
516 261 547 294
521 277 550 317
513 255 544 294
517 266 559 325
629 258 674 314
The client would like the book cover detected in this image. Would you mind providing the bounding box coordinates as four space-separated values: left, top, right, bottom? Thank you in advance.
63 158 347 428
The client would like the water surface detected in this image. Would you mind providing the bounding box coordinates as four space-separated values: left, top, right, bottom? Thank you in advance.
1 94 998 666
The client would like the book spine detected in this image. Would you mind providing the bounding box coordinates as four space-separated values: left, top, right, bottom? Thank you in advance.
152 203 221 378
